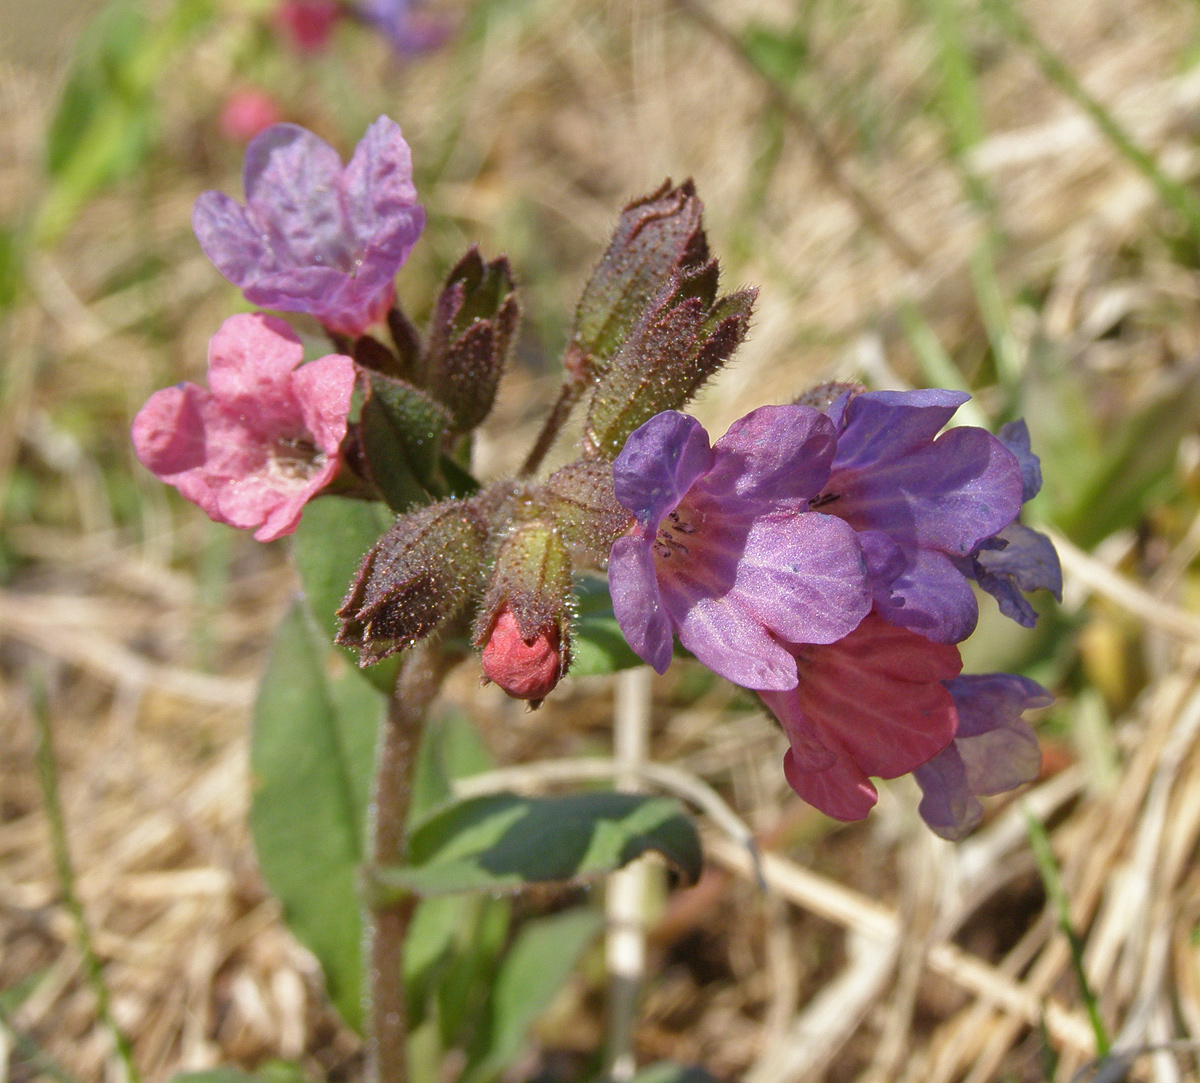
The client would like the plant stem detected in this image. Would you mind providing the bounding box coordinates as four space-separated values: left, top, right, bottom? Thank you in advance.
31 678 140 1083
519 376 586 477
366 643 458 1083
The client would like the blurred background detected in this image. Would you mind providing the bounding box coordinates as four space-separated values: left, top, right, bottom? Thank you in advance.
5 0 1200 1080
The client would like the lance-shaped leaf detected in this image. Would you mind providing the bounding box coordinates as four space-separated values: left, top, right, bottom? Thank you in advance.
425 247 519 432
337 498 486 664
360 372 453 511
584 272 757 460
566 179 709 380
542 458 633 570
372 791 703 895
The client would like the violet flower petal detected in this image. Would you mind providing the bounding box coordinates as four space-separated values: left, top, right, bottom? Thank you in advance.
831 424 1025 557
913 745 981 840
698 403 837 513
735 513 870 646
997 418 1042 503
828 389 970 467
608 535 674 673
913 672 1050 839
971 523 1064 628
612 410 713 529
874 547 980 644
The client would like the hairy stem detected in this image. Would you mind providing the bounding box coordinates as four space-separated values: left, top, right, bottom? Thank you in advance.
367 643 457 1083
520 376 586 477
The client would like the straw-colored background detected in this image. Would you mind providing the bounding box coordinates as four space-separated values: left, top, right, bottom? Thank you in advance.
5 0 1200 1080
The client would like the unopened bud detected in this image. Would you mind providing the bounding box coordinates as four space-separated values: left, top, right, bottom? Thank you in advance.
566 179 709 381
424 247 518 432
542 459 632 570
336 499 486 664
480 604 562 701
473 519 573 705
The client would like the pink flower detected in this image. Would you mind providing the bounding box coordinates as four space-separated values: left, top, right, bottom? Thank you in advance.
132 313 355 541
760 612 962 821
276 0 342 51
219 88 285 144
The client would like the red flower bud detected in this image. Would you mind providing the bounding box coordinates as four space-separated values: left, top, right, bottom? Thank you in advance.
480 604 562 702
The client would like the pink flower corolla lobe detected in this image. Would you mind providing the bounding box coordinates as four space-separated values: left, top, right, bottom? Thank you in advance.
608 407 871 691
913 673 1051 839
817 389 1026 644
761 612 962 821
131 313 355 541
276 0 342 51
192 116 425 336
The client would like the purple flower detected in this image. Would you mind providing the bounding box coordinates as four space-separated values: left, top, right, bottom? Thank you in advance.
357 0 450 55
131 313 355 541
193 116 425 336
608 407 871 691
815 390 1027 643
913 673 1052 839
953 420 1063 628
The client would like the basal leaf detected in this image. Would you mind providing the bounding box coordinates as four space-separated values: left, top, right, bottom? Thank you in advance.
572 576 643 676
461 908 602 1083
250 602 383 1032
377 791 702 895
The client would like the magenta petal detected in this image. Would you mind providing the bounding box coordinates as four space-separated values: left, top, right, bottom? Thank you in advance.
612 411 713 528
609 536 674 673
780 743 878 822
700 404 837 512
293 353 357 453
206 313 304 415
132 383 208 477
736 513 870 645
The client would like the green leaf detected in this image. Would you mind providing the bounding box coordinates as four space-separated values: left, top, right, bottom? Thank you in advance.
360 374 453 511
410 710 495 819
572 576 643 677
741 21 807 86
461 908 603 1083
250 602 384 1032
292 496 402 693
377 791 703 896
294 497 395 643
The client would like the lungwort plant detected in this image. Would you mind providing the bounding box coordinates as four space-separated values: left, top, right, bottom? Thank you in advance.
132 115 1061 1083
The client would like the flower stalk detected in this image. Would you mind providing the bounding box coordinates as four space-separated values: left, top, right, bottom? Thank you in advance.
366 642 460 1083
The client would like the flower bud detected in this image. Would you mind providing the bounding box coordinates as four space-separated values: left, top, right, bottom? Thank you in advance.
480 604 562 701
566 180 709 381
584 267 756 461
474 519 573 705
424 247 518 433
336 499 486 663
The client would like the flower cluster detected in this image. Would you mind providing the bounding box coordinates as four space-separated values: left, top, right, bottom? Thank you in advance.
607 390 1061 838
132 115 1060 839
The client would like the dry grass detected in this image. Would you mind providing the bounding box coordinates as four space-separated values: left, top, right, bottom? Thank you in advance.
5 0 1200 1080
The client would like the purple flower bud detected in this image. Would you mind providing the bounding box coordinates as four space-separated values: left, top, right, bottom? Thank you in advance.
607 407 871 690
913 673 1052 839
192 116 425 336
131 313 355 541
760 612 963 822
